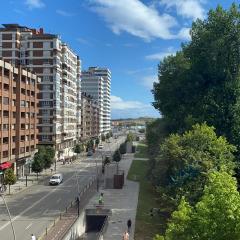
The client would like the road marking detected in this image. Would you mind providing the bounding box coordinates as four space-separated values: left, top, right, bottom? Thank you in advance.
25 223 32 230
0 173 77 231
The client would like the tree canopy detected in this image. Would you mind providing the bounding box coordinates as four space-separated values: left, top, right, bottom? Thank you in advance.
155 171 240 240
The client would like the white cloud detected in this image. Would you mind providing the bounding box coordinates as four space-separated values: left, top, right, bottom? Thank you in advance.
160 0 205 20
142 75 157 89
25 0 45 9
177 27 191 40
111 95 159 119
77 37 91 46
56 9 74 17
89 0 177 41
146 47 176 61
126 67 154 75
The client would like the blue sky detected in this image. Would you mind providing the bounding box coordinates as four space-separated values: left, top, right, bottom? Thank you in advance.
0 0 236 119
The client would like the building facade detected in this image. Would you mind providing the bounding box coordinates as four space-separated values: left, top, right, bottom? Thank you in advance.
0 24 81 157
81 93 99 141
81 67 111 134
0 60 39 177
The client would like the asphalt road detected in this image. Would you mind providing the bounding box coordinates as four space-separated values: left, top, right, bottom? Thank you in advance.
0 136 125 240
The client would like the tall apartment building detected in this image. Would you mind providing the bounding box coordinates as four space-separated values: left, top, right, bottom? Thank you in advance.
81 93 99 141
0 24 81 157
0 60 39 178
81 67 111 134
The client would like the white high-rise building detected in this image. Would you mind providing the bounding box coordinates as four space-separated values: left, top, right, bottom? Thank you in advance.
81 67 111 134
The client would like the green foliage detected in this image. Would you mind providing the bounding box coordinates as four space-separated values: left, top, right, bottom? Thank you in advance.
4 168 16 194
95 137 100 146
101 134 106 142
87 140 94 150
127 132 134 142
32 154 44 175
109 131 113 137
33 146 55 170
74 144 83 154
119 142 127 154
113 149 121 163
153 3 240 148
157 171 240 240
152 123 236 203
106 133 110 139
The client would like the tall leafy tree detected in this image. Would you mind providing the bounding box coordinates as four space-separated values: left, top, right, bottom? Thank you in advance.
155 171 240 240
31 154 44 179
4 168 16 195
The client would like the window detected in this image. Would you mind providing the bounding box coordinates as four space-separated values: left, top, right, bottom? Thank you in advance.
26 113 29 118
3 124 8 130
21 136 25 141
31 102 35 107
26 101 30 108
13 87 16 94
27 90 30 96
21 112 25 118
3 83 9 91
3 137 8 144
12 136 16 142
20 147 25 154
21 100 25 107
11 124 15 130
26 146 30 152
12 112 16 118
3 151 8 158
3 111 8 118
21 124 25 130
3 97 9 105
12 100 16 106
30 124 34 129
12 149 16 155
21 88 26 95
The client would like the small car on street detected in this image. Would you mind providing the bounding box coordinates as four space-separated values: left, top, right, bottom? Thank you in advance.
49 173 63 185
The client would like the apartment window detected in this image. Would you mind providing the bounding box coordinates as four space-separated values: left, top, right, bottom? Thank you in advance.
21 124 25 130
26 113 29 118
3 124 8 130
21 100 25 107
13 73 18 81
31 102 35 107
26 146 30 152
25 135 30 141
43 42 51 49
26 78 30 85
3 97 9 105
11 124 16 130
21 88 26 95
21 112 25 118
3 111 8 118
26 101 30 108
3 137 8 144
21 136 25 141
21 76 26 83
20 147 25 154
3 151 8 158
31 91 34 97
12 100 16 106
12 112 16 118
31 145 35 151
12 149 16 155
31 134 34 140
26 124 29 130
31 79 35 85
13 87 16 94
3 83 9 91
30 124 34 129
27 90 30 96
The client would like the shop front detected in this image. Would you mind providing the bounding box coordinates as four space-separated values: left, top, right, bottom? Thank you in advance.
16 158 26 179
0 162 12 184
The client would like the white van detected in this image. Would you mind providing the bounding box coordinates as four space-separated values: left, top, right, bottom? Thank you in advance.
49 173 63 185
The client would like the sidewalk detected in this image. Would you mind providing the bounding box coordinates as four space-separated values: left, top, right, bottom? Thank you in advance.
88 153 139 240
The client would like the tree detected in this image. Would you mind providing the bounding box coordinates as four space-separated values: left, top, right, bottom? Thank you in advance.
153 4 240 149
126 132 134 142
106 133 110 139
119 143 127 154
152 123 236 203
31 154 44 179
101 134 106 142
95 137 100 146
113 149 122 173
156 171 240 240
4 168 16 195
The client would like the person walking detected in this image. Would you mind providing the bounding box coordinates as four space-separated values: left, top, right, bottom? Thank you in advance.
31 234 36 240
127 219 132 233
122 231 129 240
98 192 104 205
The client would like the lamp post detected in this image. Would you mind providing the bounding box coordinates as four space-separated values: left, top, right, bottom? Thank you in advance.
0 188 16 240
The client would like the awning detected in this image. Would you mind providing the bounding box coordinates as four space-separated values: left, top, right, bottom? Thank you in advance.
0 162 12 170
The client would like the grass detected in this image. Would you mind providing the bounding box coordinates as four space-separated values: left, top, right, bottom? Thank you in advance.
134 142 148 158
128 160 167 240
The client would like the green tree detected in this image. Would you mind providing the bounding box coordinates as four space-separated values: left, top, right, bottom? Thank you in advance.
153 4 240 149
113 149 122 173
152 123 236 203
95 137 100 146
4 168 16 195
126 132 134 142
156 171 240 240
101 134 106 142
106 133 110 139
119 143 127 154
31 154 44 179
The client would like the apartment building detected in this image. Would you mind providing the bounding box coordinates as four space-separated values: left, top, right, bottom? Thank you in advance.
81 67 111 134
0 24 81 157
81 93 99 141
0 60 39 178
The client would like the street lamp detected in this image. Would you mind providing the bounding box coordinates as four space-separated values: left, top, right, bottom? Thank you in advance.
0 188 16 240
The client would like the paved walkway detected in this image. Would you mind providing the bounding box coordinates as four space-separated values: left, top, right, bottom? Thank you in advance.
87 153 139 240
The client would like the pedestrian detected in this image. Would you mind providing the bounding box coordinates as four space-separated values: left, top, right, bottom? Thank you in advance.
122 231 129 240
98 192 104 205
127 219 132 233
31 234 36 240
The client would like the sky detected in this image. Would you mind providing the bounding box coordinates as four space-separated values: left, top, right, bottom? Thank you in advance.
0 0 236 119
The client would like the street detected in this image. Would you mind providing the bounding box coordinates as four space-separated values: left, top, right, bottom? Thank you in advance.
0 136 125 240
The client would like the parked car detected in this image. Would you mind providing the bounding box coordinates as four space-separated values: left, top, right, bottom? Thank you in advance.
49 173 63 185
87 150 93 156
98 144 103 149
